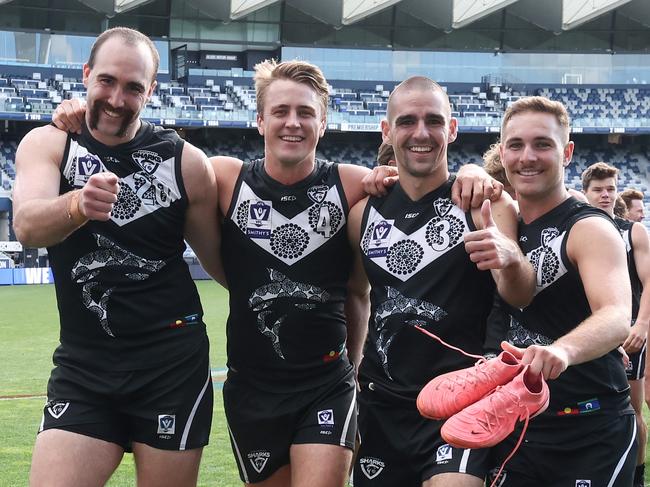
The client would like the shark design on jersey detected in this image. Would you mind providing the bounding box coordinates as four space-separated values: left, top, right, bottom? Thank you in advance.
373 287 447 379
71 234 166 337
506 319 553 347
249 268 330 359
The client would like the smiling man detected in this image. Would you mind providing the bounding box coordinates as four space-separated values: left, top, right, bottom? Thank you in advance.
211 63 503 487
493 97 636 486
347 76 534 487
13 27 223 487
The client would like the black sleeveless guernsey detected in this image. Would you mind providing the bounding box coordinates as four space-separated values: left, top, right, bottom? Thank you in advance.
358 177 495 398
510 198 630 424
49 121 205 371
221 159 353 392
615 217 642 319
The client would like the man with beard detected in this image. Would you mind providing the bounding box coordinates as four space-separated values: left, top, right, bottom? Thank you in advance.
347 76 535 487
13 27 222 486
492 97 636 486
582 161 650 487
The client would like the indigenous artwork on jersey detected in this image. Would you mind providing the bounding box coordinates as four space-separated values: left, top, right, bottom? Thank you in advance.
232 181 345 265
248 268 330 359
64 143 182 226
361 198 466 281
71 234 165 337
373 287 447 379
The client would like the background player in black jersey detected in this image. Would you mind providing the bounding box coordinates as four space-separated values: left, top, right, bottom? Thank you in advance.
13 28 223 487
495 97 636 486
582 161 650 487
347 76 535 487
621 188 646 223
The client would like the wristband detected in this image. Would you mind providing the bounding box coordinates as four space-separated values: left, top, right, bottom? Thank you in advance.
67 190 89 226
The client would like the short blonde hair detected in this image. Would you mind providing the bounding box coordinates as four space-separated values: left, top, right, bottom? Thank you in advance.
501 96 570 145
254 59 329 117
614 196 629 219
482 142 506 185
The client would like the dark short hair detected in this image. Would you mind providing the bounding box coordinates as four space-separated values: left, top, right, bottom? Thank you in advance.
581 162 618 191
88 27 159 81
377 141 395 166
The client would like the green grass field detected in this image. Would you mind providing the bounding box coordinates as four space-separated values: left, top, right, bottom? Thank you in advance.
2 283 650 486
0 282 240 486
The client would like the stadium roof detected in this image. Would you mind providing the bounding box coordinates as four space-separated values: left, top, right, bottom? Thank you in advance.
31 0 650 32
25 0 645 32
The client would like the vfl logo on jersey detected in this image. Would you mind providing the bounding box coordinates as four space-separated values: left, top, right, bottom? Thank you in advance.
46 400 70 419
247 450 270 474
368 220 394 258
307 184 328 203
74 153 103 186
157 414 176 434
317 409 334 426
359 457 385 480
132 150 162 174
436 444 453 463
247 200 273 239
576 481 591 487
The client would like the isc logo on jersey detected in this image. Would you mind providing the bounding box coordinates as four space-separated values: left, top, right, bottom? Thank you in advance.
157 414 176 436
576 481 591 487
436 444 453 463
359 457 385 479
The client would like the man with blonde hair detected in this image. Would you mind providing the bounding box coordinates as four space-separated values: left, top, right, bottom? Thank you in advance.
582 161 650 487
494 97 636 486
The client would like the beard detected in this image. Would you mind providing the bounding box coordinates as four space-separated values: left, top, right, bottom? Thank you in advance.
88 99 137 138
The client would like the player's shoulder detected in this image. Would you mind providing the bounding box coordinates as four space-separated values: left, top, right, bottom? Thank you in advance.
20 123 68 147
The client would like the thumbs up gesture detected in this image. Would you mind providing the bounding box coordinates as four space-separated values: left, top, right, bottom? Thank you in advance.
464 199 519 270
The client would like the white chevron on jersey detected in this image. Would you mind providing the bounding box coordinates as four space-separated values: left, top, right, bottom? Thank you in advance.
361 200 469 282
62 140 182 227
525 226 569 296
231 180 346 266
